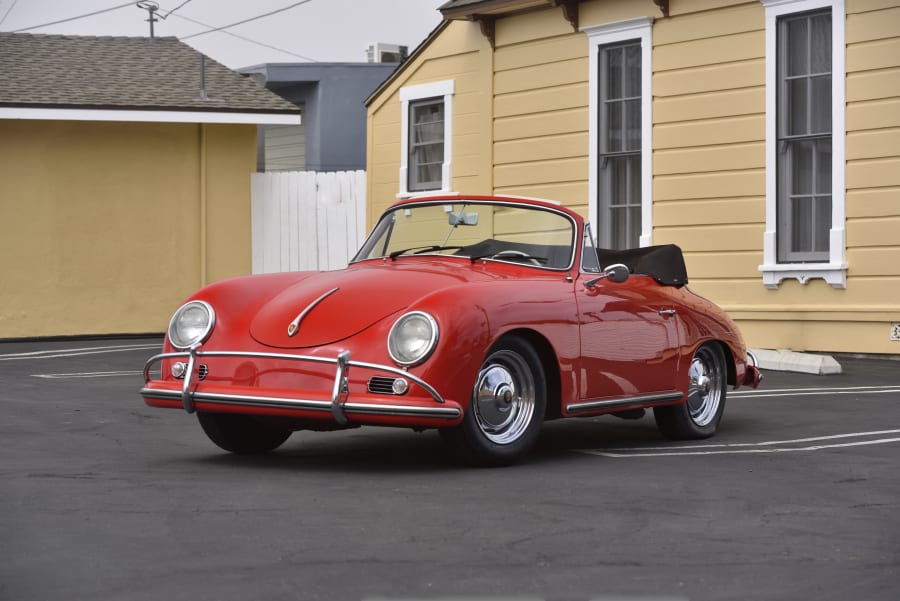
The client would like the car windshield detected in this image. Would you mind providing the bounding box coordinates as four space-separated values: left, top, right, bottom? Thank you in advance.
352 201 576 270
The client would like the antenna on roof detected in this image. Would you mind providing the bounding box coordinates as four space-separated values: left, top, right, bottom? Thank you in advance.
136 1 160 39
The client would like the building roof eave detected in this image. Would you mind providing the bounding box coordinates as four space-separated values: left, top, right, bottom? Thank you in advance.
0 106 301 125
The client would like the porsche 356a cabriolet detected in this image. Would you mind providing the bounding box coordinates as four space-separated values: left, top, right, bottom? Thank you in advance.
141 195 761 465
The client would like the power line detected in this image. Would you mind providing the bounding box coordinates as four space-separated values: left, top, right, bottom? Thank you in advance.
180 0 314 40
161 0 193 18
170 11 317 62
10 1 135 33
0 0 20 28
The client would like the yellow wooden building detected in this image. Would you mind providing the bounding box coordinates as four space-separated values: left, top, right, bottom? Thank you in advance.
0 33 300 339
365 0 900 355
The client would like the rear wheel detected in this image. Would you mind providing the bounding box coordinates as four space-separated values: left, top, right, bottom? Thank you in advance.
653 343 727 440
440 336 546 466
197 412 292 454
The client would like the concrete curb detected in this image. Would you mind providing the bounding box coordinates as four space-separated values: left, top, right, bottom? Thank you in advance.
749 348 842 375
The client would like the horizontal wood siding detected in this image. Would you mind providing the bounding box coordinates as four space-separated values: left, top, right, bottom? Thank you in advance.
262 124 305 171
839 0 900 353
651 0 766 327
492 9 589 206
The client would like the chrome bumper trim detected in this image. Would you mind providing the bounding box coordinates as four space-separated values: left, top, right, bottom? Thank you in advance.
139 387 461 419
142 348 447 417
566 391 683 414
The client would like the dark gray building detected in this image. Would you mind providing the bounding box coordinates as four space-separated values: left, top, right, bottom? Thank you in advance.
242 62 400 172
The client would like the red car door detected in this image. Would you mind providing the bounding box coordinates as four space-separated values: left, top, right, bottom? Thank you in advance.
573 274 683 409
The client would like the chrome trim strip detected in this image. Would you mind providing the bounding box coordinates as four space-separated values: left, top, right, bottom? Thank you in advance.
140 387 461 420
287 287 339 337
566 391 683 414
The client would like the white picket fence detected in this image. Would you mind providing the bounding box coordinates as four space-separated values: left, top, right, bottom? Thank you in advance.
250 170 367 273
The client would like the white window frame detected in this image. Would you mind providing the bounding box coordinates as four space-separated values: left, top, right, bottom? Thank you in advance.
398 80 454 197
760 0 846 289
583 17 653 247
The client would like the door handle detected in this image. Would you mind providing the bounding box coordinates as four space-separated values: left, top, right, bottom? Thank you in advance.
658 309 677 317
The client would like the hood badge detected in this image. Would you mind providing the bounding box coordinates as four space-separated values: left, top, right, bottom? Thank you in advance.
287 287 340 337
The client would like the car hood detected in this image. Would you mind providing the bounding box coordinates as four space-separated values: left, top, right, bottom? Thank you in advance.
249 262 489 348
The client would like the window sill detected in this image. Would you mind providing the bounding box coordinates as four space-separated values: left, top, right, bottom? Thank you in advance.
396 188 454 200
759 263 847 290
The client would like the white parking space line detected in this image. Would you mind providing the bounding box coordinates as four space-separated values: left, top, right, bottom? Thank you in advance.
732 385 900 399
31 371 145 379
0 343 160 361
580 430 900 458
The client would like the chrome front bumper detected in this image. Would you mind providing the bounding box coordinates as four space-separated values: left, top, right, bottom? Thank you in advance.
141 346 459 423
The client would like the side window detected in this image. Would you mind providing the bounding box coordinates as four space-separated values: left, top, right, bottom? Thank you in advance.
581 224 602 274
399 80 454 197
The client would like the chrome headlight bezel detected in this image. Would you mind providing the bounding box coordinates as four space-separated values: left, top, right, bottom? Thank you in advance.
167 300 216 350
387 311 439 366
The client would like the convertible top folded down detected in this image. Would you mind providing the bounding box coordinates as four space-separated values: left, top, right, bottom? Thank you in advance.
596 244 688 287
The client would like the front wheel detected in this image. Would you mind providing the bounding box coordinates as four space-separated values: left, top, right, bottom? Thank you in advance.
197 412 292 454
654 343 727 440
440 336 546 466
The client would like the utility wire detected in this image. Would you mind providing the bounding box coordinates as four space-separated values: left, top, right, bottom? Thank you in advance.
160 0 193 18
170 10 317 61
10 1 135 33
180 0 314 40
0 0 20 28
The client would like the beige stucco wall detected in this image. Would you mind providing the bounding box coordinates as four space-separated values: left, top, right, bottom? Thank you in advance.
366 0 900 355
0 119 256 338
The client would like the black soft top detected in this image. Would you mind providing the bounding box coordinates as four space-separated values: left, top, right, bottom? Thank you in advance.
595 244 688 287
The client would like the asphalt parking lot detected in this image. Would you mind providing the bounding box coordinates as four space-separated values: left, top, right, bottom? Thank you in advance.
1 337 898 601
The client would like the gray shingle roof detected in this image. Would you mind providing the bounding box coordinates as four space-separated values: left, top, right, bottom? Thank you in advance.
0 32 300 115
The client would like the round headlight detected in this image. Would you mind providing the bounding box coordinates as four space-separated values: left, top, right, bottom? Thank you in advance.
167 301 216 350
388 311 438 366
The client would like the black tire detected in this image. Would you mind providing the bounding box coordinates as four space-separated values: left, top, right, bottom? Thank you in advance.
440 336 546 466
654 342 727 440
197 412 292 454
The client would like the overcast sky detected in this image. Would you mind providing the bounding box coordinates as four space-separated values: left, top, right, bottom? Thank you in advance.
0 0 447 69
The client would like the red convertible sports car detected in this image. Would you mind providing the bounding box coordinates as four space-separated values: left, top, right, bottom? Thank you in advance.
141 195 761 465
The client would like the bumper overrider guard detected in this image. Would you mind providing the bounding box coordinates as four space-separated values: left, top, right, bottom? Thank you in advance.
141 346 461 424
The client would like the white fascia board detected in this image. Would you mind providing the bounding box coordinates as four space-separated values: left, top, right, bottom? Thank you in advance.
0 107 301 125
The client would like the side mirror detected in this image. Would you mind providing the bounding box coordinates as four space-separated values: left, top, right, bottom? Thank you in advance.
584 263 630 288
604 263 630 283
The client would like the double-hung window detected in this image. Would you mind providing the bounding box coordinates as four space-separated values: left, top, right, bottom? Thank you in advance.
399 80 454 196
585 18 653 250
408 99 444 192
599 41 642 249
777 10 832 263
761 0 846 288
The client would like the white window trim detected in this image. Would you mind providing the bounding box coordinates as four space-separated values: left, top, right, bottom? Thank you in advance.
398 80 455 198
583 17 654 247
759 0 846 289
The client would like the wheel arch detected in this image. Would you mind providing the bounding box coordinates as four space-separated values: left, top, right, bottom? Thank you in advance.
492 328 563 421
707 339 737 388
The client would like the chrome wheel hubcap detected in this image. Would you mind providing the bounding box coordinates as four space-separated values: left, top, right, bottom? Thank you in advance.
472 350 535 444
687 347 722 427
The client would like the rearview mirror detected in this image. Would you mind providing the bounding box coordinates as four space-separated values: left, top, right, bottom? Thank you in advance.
448 211 478 226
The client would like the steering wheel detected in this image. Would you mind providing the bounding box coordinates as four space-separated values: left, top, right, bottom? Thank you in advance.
491 250 542 266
